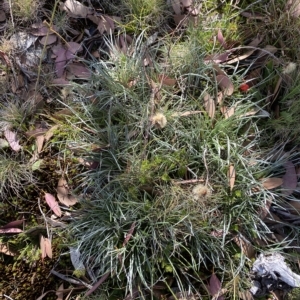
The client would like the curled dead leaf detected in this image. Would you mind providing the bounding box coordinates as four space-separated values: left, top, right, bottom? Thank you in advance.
44 237 52 258
36 135 45 153
203 92 215 119
56 283 64 300
220 106 235 119
62 0 92 18
216 75 234 96
40 235 52 259
4 129 21 151
233 235 256 259
44 193 62 217
286 0 300 18
0 243 16 256
57 177 78 207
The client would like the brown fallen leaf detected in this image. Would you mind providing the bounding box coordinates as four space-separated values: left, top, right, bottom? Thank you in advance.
217 28 227 49
220 106 235 119
288 200 300 214
0 243 16 256
0 10 6 22
51 77 70 85
203 92 215 119
1 219 24 229
227 164 235 191
4 129 21 151
25 128 47 138
57 177 78 207
158 74 176 86
97 15 120 35
44 193 62 217
207 273 225 300
216 75 234 96
282 161 297 196
239 291 254 300
39 34 57 46
225 36 264 65
31 23 58 36
56 283 64 300
261 177 283 189
286 0 300 17
0 227 22 234
44 237 52 258
233 235 256 259
36 135 45 153
258 199 272 220
170 0 181 14
40 234 46 259
44 125 59 142
66 62 91 79
205 52 231 64
62 0 92 18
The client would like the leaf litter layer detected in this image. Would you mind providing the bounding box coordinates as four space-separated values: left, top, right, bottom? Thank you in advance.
1 0 300 299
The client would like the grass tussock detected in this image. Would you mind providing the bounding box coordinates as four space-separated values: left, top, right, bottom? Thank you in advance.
66 27 300 298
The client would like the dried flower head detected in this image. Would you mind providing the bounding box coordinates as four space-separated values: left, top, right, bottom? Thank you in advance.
192 184 211 200
283 62 297 74
151 112 167 129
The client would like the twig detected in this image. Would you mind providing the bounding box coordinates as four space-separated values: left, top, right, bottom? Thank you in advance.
37 197 50 238
202 148 209 186
171 111 204 117
4 295 14 300
51 269 93 289
173 178 204 185
7 0 14 29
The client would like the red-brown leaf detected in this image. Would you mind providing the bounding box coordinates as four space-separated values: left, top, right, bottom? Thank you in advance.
66 62 91 79
39 34 57 46
1 219 24 229
0 228 22 234
208 274 224 299
217 29 227 49
216 75 234 96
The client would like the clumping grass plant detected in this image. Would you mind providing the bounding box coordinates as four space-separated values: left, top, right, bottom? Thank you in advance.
64 26 300 298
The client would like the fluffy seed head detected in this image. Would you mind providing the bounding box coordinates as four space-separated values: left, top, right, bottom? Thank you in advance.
192 184 211 200
151 113 167 129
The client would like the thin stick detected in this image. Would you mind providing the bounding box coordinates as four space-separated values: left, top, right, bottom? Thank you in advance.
173 178 204 185
7 0 14 29
37 197 50 238
51 270 92 289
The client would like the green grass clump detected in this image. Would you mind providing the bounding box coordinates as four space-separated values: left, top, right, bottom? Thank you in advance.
64 28 296 298
0 152 35 199
120 0 168 33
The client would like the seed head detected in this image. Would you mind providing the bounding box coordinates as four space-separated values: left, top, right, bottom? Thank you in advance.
151 113 167 129
192 184 211 200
